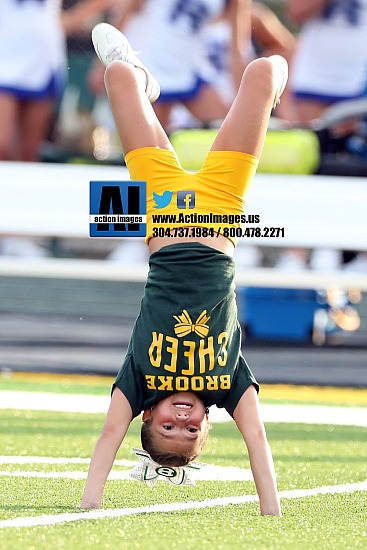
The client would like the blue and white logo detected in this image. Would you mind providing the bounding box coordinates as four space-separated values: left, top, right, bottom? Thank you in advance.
90 181 146 237
177 190 195 209
153 190 173 209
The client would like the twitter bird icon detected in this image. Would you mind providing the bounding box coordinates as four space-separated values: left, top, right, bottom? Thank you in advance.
153 190 173 209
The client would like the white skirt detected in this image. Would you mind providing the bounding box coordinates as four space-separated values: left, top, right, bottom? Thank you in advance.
0 0 67 98
291 12 367 100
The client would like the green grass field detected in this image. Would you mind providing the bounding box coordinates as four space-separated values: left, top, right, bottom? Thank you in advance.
0 373 366 550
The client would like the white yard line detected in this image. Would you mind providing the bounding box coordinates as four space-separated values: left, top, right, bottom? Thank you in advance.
1 391 367 426
0 391 111 414
0 480 366 529
0 466 253 482
0 456 135 466
0 456 253 482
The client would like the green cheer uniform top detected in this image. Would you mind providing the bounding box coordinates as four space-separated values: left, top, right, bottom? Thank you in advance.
113 242 259 417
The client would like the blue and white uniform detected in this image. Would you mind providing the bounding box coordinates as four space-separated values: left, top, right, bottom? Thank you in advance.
124 0 229 102
0 0 67 100
201 19 254 104
291 0 367 102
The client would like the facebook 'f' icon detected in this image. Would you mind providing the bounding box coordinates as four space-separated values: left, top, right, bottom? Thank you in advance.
177 190 195 209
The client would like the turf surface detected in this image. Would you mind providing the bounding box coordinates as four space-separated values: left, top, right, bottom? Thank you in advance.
0 373 366 549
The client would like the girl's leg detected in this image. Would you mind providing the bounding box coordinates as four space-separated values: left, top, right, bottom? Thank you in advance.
294 98 330 125
152 102 174 132
104 61 173 155
211 56 288 158
183 85 229 124
152 85 228 132
92 23 172 156
19 99 54 162
0 93 19 160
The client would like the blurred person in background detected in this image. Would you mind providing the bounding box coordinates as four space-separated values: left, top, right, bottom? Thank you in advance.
248 1 298 122
202 1 298 123
195 2 297 269
342 251 367 272
277 0 367 272
285 0 367 126
0 0 114 162
88 0 252 133
0 0 115 259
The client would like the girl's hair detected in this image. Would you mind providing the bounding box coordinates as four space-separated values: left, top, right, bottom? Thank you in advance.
141 418 210 466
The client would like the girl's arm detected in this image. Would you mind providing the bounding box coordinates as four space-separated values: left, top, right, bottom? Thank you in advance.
233 385 282 516
111 0 145 30
225 0 253 91
80 388 133 509
285 0 331 26
60 0 116 35
251 2 296 55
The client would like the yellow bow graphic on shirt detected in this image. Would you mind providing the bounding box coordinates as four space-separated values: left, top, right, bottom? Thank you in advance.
173 309 210 338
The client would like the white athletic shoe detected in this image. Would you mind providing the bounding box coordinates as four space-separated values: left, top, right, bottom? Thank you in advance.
91 22 160 103
270 55 288 107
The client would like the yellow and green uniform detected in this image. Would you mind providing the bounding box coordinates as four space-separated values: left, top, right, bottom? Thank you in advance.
113 242 258 417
